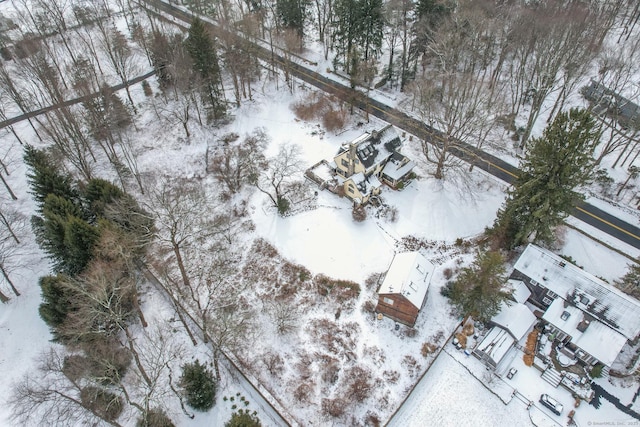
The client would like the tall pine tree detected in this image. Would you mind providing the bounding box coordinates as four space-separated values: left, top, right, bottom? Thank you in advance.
492 108 600 249
277 0 308 38
442 250 510 323
334 0 383 79
185 18 226 120
23 145 79 211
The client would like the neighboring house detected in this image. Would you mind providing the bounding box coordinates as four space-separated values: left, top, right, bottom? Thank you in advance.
511 244 640 369
582 79 640 130
331 125 415 204
376 252 435 327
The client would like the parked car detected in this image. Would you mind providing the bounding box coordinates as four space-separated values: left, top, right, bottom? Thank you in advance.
507 368 517 379
539 394 563 415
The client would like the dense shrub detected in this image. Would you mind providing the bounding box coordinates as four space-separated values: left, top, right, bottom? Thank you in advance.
322 109 346 132
225 409 262 427
180 360 217 411
591 363 604 378
79 386 123 422
352 205 367 222
136 408 175 427
322 398 346 417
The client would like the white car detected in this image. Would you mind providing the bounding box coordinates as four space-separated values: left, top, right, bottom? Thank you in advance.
539 394 563 415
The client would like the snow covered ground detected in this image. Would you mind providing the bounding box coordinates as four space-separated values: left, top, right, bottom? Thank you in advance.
0 2 640 425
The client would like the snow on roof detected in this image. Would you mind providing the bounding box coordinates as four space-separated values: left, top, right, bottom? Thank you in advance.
378 252 435 309
543 298 627 367
514 244 640 340
381 154 415 181
348 172 382 197
475 326 515 366
338 125 401 171
491 302 536 341
507 279 531 304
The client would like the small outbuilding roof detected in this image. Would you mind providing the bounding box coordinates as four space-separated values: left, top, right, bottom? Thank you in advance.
378 252 435 309
491 302 536 341
474 326 515 368
507 279 531 304
381 152 415 181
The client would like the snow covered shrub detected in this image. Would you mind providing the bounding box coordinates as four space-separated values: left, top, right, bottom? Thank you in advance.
180 360 217 411
382 370 400 384
321 360 340 384
79 386 123 422
345 366 373 403
293 382 314 403
363 345 386 366
280 261 311 285
421 342 437 357
352 204 367 222
362 300 376 313
401 355 421 379
322 398 347 417
136 408 175 427
225 409 262 427
404 328 417 338
261 351 285 376
365 412 381 427
364 272 384 290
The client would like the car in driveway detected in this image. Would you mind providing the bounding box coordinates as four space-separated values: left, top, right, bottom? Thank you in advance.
507 368 517 379
539 394 563 415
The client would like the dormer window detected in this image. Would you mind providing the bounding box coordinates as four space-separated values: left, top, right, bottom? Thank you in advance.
561 311 570 321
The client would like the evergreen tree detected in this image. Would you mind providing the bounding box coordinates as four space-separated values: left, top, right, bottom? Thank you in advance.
84 178 125 219
442 250 510 323
23 145 79 211
184 18 226 120
277 0 308 38
358 0 384 62
64 216 100 275
492 108 600 249
334 0 383 77
33 194 98 275
225 409 262 427
616 263 640 299
38 274 75 340
410 0 452 78
180 360 217 411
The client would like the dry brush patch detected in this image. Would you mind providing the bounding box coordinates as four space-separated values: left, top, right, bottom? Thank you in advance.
524 329 539 366
291 92 346 133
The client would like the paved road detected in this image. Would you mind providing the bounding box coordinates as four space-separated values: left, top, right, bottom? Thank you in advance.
0 70 156 129
140 0 640 252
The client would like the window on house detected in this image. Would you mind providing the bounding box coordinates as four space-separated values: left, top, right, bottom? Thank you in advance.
542 296 553 305
383 297 394 305
341 159 349 167
546 289 557 298
348 186 354 193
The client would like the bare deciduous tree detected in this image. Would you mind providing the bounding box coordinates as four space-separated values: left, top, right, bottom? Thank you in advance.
252 144 304 214
210 128 268 194
9 347 125 427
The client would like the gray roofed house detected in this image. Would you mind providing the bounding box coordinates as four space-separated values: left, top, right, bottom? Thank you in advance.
511 244 640 369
